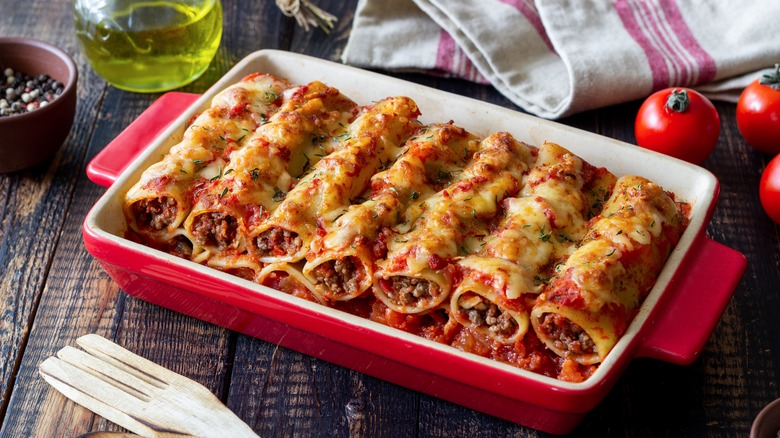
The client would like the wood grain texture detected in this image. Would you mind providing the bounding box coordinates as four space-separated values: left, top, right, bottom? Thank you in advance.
1 0 778 437
0 0 98 425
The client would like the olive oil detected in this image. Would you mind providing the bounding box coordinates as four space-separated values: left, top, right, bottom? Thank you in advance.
74 0 222 92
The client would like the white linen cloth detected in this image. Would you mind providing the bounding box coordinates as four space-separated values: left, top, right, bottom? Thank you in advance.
343 0 780 119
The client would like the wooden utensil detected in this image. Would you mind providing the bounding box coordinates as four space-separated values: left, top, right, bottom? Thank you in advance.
39 334 259 438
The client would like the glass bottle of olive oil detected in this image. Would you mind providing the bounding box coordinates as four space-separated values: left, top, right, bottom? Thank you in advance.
73 0 222 93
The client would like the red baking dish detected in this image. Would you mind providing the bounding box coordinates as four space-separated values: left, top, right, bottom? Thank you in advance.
83 50 746 434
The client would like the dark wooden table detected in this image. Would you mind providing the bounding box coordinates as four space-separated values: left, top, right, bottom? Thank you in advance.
2 1 778 436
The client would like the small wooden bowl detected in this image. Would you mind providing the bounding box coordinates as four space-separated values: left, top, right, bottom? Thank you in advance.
0 37 77 173
752 398 780 438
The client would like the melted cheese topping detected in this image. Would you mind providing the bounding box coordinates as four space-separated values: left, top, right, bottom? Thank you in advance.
252 96 421 263
382 132 533 275
180 81 360 254
303 124 480 293
374 132 534 314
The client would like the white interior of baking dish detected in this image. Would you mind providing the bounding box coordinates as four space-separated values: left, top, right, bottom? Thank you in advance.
86 50 718 393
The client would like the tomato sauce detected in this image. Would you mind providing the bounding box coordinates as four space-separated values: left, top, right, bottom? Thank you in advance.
325 290 595 382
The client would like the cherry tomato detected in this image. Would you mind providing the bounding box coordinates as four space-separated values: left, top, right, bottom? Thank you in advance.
737 64 780 155
760 153 780 224
634 87 720 164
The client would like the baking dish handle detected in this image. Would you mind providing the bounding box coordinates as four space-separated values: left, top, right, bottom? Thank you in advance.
635 237 746 364
86 92 201 188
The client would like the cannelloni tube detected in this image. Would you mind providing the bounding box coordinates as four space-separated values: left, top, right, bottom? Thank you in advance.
375 132 534 314
123 73 292 244
257 262 325 304
451 142 608 343
182 82 358 255
303 123 481 301
451 258 532 344
249 96 421 263
206 252 263 282
530 175 688 365
184 195 246 255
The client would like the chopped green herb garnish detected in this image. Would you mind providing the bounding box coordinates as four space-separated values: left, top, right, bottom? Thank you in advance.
557 234 574 243
435 169 452 185
273 188 286 202
534 274 554 285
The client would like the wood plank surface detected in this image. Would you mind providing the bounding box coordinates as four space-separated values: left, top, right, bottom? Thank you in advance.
0 0 98 426
1 0 778 437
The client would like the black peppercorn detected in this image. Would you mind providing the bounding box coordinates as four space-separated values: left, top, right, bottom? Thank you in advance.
0 67 62 117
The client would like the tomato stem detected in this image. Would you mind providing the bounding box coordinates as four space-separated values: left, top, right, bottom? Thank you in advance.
759 64 780 90
665 89 689 113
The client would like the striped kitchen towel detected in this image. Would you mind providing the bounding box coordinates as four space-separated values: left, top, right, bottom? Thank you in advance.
343 0 780 119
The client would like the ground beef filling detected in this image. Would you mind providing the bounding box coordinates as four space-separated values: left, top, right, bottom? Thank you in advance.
387 276 440 305
254 227 302 257
132 197 177 231
191 212 238 248
312 257 362 296
459 295 518 338
539 313 596 356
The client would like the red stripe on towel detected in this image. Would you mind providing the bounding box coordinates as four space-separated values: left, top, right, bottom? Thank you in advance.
658 0 716 84
435 30 488 84
615 0 671 90
615 0 717 90
615 0 716 90
636 0 690 84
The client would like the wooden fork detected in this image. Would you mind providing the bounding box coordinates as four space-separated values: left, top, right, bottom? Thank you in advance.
39 334 259 438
